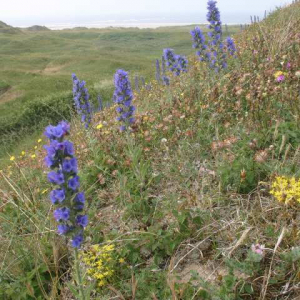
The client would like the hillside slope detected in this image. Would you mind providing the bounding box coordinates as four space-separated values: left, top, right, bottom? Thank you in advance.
0 1 300 299
0 20 22 34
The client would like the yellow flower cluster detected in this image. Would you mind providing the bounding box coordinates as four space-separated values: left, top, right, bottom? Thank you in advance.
81 244 117 288
274 71 284 78
270 176 300 204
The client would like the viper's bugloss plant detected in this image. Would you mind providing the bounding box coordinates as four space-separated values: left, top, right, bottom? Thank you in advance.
191 1 236 71
206 0 227 71
226 36 236 56
190 26 208 61
207 0 222 47
155 59 161 83
113 69 136 131
177 55 188 73
163 48 188 76
161 55 170 85
72 73 92 128
97 95 104 111
44 121 88 248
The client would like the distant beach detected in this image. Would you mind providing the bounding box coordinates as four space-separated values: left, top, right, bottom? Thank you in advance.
45 22 199 30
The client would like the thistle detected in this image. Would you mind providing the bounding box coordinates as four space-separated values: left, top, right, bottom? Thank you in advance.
113 70 136 131
72 73 92 128
44 121 88 248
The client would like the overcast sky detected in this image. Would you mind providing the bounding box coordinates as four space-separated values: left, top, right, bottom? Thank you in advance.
0 0 294 26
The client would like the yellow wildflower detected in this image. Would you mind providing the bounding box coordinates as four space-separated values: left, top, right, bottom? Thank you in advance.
31 154 36 159
270 176 300 204
81 243 117 289
10 156 15 161
119 258 125 264
34 146 38 150
96 123 103 130
41 189 48 195
37 139 42 143
274 71 283 78
21 151 26 156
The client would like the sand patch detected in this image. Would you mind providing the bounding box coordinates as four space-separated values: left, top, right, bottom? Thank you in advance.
0 88 23 104
43 64 64 75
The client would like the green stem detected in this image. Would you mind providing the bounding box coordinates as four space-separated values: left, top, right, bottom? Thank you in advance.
74 248 86 300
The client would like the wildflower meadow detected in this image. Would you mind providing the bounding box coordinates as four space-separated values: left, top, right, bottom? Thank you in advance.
1 0 300 299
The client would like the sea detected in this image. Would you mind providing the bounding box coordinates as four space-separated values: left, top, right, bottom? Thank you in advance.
12 13 258 30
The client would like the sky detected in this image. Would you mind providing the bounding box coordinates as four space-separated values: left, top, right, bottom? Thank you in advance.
0 0 294 27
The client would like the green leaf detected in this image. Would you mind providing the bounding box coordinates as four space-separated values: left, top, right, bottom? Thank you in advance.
66 282 80 299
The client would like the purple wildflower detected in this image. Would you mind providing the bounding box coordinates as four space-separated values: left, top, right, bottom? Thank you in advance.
191 26 208 61
68 176 80 191
57 224 70 235
155 59 161 82
44 121 88 248
74 192 85 210
62 140 74 156
226 36 236 56
163 49 188 77
72 74 92 128
71 233 84 248
48 171 64 185
113 70 136 131
276 75 285 82
76 215 88 227
50 189 66 204
54 207 70 221
62 158 78 173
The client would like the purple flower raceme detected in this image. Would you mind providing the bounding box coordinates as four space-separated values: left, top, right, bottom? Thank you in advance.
177 55 188 74
191 1 237 72
226 36 236 56
72 73 92 128
44 121 88 248
163 49 188 78
161 55 170 86
206 0 226 71
113 70 136 131
155 59 161 83
207 0 222 45
190 26 208 61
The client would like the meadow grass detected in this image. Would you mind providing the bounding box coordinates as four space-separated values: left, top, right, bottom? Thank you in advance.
1 2 300 299
0 24 240 162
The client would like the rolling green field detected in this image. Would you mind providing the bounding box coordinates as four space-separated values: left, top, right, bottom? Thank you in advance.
0 24 240 158
0 25 209 109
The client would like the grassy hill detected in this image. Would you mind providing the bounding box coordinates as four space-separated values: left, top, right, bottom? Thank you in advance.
0 1 300 299
24 25 51 31
0 20 22 34
0 23 239 158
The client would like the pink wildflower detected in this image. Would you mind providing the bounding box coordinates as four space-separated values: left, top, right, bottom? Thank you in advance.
251 244 264 255
276 75 285 82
